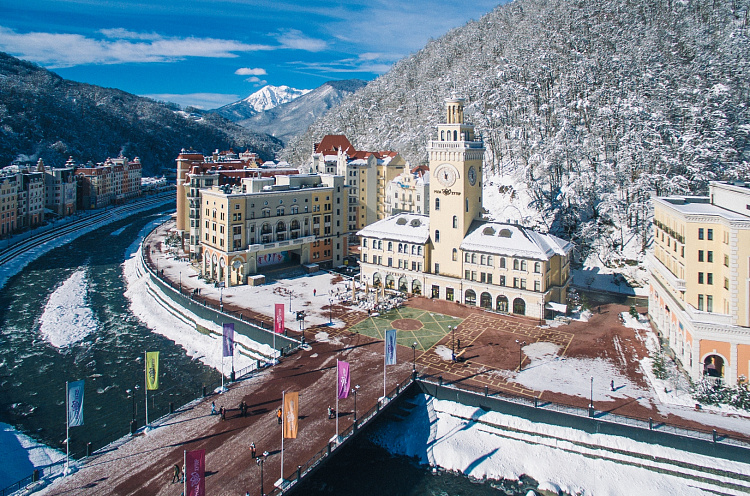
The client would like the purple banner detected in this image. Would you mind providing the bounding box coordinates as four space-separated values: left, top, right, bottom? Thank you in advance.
337 360 350 399
385 329 397 366
185 449 205 496
222 323 234 357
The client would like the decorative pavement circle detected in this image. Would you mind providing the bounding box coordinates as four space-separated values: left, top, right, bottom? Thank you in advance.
390 318 424 331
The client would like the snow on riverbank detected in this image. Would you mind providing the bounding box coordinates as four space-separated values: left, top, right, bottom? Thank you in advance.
371 394 750 496
123 224 269 375
0 422 64 490
38 269 97 348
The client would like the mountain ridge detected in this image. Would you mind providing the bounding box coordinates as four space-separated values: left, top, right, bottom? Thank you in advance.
215 85 311 121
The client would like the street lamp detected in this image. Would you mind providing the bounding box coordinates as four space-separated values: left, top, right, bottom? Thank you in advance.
179 271 182 293
257 451 269 496
411 342 417 373
329 298 333 324
515 340 526 371
352 385 360 422
449 326 455 361
589 376 594 417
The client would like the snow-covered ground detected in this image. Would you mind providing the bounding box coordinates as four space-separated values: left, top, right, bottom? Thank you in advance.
372 394 750 496
0 422 65 490
38 269 97 348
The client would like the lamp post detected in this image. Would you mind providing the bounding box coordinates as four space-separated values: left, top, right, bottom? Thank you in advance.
179 271 182 293
515 340 526 371
329 298 333 324
449 326 454 361
411 342 417 373
257 451 269 496
589 376 594 417
220 284 224 312
352 385 360 422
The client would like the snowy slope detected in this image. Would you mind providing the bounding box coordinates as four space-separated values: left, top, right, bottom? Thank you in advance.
214 85 310 121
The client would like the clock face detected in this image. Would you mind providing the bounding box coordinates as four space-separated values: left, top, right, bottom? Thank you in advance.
436 165 457 187
468 166 477 186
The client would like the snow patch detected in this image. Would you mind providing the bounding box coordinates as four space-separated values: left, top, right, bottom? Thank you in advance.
38 269 97 348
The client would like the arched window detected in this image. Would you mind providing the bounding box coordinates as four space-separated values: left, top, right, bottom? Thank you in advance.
513 298 526 315
500 257 506 268
452 248 457 261
465 289 476 305
534 262 541 273
363 239 368 248
453 130 458 141
435 230 440 243
418 246 422 255
480 292 492 309
453 216 458 228
513 259 519 270
465 253 471 262
388 241 393 251
496 295 509 313
398 276 408 292
411 245 416 254
398 243 403 253
481 254 486 265
441 130 445 140
435 198 440 210
521 260 527 271
471 253 477 264
487 255 493 266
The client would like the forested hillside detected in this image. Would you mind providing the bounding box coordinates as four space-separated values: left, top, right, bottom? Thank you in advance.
0 53 283 176
285 0 750 262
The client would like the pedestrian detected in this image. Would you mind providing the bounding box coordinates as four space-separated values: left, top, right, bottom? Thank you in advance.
171 463 181 483
457 338 460 350
210 401 216 415
277 407 282 424
220 406 226 421
610 379 615 391
250 442 256 459
313 288 317 296
327 405 333 419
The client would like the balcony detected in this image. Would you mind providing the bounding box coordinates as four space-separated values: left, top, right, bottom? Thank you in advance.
428 139 484 150
646 252 686 293
247 235 316 253
684 303 734 326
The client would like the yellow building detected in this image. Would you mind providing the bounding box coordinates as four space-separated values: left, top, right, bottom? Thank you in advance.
200 173 347 286
649 182 750 385
358 97 572 319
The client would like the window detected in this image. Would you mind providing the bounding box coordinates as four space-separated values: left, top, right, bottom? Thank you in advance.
534 262 541 273
707 229 713 240
435 198 440 211
452 248 457 261
698 250 704 262
472 253 477 264
520 279 526 290
698 294 704 311
698 272 704 284
363 239 368 248
388 241 393 251
453 216 458 228
434 263 440 274
500 257 506 269
435 230 440 242
707 273 713 285
534 280 540 291
513 259 519 270
725 254 729 267
724 277 729 290
387 257 392 267
363 254 368 263
707 295 713 313
499 275 506 286
513 277 519 288
707 251 713 263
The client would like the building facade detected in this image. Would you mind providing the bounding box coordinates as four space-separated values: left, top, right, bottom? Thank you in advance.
0 171 18 235
383 166 430 217
199 174 348 286
76 156 141 210
358 97 572 320
649 182 750 385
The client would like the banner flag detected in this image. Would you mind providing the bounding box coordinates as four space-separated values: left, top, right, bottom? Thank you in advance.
274 303 284 334
283 391 299 439
146 351 160 390
222 323 235 357
337 360 350 399
185 449 205 496
385 329 397 365
67 380 84 427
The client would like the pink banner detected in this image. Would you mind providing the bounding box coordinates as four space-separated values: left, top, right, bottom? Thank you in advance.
185 449 205 496
337 360 350 399
274 303 284 334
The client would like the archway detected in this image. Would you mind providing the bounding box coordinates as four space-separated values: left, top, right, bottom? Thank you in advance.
704 355 724 378
398 276 408 293
465 289 476 305
513 297 526 315
385 274 395 289
496 295 508 313
480 292 492 310
412 279 422 295
372 272 382 287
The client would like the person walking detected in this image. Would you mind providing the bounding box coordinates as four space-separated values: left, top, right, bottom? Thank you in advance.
610 379 615 391
171 464 181 483
327 405 333 419
313 288 317 297
220 406 226 421
210 401 216 415
277 407 282 424
250 442 256 459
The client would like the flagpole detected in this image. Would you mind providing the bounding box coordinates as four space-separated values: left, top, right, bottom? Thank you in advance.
335 361 339 443
183 450 186 495
281 390 285 482
65 381 69 474
383 342 387 399
221 356 224 392
144 351 149 427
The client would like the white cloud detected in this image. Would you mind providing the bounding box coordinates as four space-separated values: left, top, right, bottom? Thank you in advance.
292 52 397 75
234 67 267 76
0 26 275 68
275 29 327 52
98 28 162 41
142 92 240 109
244 76 267 85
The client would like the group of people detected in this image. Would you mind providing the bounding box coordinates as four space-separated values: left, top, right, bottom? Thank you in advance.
211 399 249 420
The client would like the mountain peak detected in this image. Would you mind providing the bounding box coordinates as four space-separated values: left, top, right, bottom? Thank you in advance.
239 85 311 114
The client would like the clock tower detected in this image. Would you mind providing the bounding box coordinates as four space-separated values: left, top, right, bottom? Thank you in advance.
428 96 484 277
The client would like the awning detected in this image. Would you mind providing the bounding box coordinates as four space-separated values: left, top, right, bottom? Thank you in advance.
545 302 567 313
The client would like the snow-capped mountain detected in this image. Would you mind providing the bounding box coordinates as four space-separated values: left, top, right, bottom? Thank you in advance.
215 85 311 121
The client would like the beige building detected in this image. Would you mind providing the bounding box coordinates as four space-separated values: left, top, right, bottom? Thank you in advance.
0 171 18 235
200 173 347 286
384 166 430 217
649 182 750 385
358 97 572 319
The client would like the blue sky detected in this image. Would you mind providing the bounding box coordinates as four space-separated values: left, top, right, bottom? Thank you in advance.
1 0 503 109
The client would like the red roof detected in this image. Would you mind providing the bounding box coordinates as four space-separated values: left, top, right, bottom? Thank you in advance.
314 135 354 155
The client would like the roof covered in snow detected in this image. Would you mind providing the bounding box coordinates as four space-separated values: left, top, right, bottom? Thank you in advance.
460 221 573 260
357 213 430 244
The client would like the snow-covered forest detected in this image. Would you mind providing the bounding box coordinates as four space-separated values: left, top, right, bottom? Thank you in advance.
284 0 750 263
